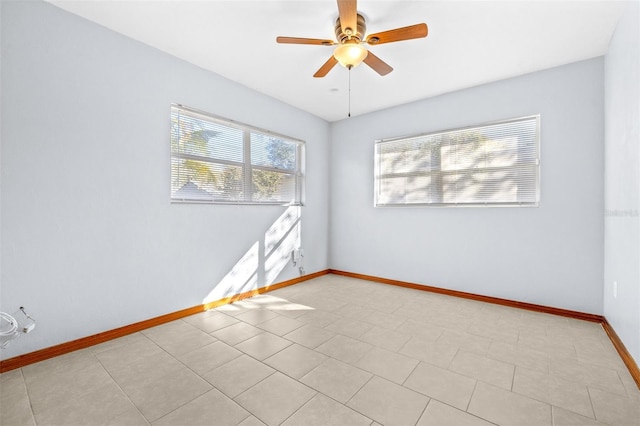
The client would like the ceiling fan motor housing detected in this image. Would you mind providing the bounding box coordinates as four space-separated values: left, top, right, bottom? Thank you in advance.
335 13 367 43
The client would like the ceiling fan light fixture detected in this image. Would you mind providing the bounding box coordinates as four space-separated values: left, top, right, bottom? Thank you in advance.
333 42 368 68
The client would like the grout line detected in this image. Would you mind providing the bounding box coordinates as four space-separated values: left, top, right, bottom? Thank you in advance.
92 347 152 425
465 379 479 412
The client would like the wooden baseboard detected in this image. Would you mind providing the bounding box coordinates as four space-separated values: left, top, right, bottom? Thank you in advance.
330 269 640 389
329 270 603 322
602 318 640 389
0 269 329 373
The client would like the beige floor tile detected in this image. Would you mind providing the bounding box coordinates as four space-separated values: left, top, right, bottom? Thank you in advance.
120 366 213 421
203 354 275 398
0 370 35 426
106 406 150 426
300 358 372 403
416 400 494 426
397 319 445 343
588 386 640 425
550 356 627 396
176 340 243 375
24 360 115 415
257 315 305 336
449 350 515 390
619 369 640 400
106 350 185 389
362 310 406 330
325 317 372 338
487 340 549 373
353 346 419 384
404 361 476 410
152 327 218 357
513 366 594 418
284 324 336 349
302 295 347 312
142 320 217 356
234 332 292 360
183 311 240 333
467 321 519 344
237 415 267 426
332 303 375 321
518 334 578 359
94 335 164 370
141 319 195 341
427 310 475 332
282 393 372 426
153 389 249 426
89 331 147 355
467 381 552 425
234 372 316 426
437 330 492 355
551 406 607 426
295 309 341 327
211 321 264 346
358 325 412 352
263 343 327 379
399 337 458 368
347 376 429 426
315 334 373 364
20 348 98 378
235 308 281 325
34 381 137 426
214 302 254 316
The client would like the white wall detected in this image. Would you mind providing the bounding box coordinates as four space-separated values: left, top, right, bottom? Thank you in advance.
0 1 330 359
604 0 640 364
330 58 605 315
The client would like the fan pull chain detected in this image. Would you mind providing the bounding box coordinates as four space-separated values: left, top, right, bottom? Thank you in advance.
348 65 352 118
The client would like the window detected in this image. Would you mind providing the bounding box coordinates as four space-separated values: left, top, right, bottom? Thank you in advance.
374 115 540 207
171 104 304 205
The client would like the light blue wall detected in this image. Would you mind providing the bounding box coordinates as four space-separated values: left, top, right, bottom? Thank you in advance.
330 58 605 315
0 1 330 359
604 0 640 364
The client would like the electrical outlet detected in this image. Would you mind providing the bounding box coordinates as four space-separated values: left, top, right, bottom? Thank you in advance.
613 281 618 298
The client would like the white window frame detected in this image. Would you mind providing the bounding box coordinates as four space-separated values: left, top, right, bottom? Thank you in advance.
374 115 540 207
171 104 305 205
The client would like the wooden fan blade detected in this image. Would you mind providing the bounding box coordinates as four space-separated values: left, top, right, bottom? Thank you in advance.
314 56 339 78
337 0 357 35
366 23 428 45
276 36 335 46
363 51 393 76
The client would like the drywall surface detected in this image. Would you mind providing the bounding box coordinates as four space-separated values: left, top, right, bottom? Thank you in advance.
330 58 605 314
604 0 640 364
0 1 329 359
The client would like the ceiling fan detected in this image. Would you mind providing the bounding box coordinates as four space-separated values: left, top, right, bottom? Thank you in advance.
276 0 428 78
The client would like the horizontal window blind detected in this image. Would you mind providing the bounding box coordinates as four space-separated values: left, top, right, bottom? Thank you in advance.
375 115 540 207
171 104 304 205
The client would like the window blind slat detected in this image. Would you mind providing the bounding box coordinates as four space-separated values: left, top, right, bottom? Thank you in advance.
375 116 540 207
170 104 304 205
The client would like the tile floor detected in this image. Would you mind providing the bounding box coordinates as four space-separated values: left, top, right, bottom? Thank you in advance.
1 275 639 426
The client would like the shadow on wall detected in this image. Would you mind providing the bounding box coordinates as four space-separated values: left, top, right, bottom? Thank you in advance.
202 206 301 305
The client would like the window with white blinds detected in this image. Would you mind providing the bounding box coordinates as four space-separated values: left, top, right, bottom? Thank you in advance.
170 104 304 205
375 115 540 207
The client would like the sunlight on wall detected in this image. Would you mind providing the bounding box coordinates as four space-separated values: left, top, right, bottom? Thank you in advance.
203 241 259 304
265 206 301 256
202 206 302 305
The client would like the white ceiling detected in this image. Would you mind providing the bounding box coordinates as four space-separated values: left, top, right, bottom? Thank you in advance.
47 0 626 122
